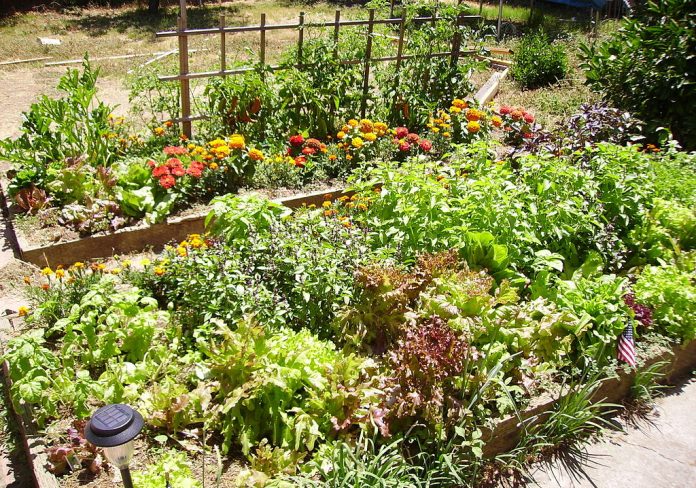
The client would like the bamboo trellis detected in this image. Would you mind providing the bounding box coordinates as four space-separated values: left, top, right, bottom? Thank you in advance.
157 1 482 138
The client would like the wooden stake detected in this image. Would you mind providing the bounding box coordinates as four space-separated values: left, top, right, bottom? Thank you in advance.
178 2 192 139
395 11 406 73
361 9 375 119
260 13 267 66
333 10 341 60
297 11 305 67
220 13 226 72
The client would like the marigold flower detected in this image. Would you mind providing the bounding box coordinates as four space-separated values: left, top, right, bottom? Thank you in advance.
159 175 176 188
228 134 246 149
154 127 165 136
348 119 359 127
122 260 132 268
177 246 188 257
337 131 346 140
23 276 31 285
443 132 451 138
140 258 151 266
329 154 338 161
18 306 29 317
491 115 503 128
346 154 353 161
359 119 373 133
111 268 122 275
248 148 265 161
364 132 377 142
342 220 352 228
449 106 462 114
73 262 84 269
209 138 226 148
180 134 189 141
467 120 481 133
41 283 50 291
374 122 388 136
41 267 53 276
322 201 332 208
55 269 66 279
357 203 368 211
452 98 467 109
289 134 305 147
164 120 174 128
154 266 166 276
97 263 107 271
352 137 364 149
465 109 483 122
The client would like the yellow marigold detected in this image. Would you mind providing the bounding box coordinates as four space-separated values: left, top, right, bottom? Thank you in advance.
443 132 451 138
364 132 377 142
72 262 84 269
467 120 481 133
452 98 467 109
348 119 359 127
41 267 53 276
491 115 503 128
449 106 462 114
209 162 219 170
55 269 66 279
214 145 231 158
465 108 484 122
322 201 332 208
97 263 107 271
154 127 165 136
154 266 166 276
228 134 246 149
432 127 440 133
341 124 351 133
357 203 368 211
122 260 132 268
352 137 364 149
18 306 29 317
374 122 388 135
359 119 373 133
248 148 265 161
177 246 188 257
209 138 226 148
329 154 337 161
23 276 31 285
346 154 353 161
111 268 122 275
187 143 196 150
337 131 346 140
189 236 205 249
140 258 152 266
342 220 352 228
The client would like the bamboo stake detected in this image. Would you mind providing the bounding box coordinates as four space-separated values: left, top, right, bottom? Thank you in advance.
260 13 267 66
361 9 375 119
0 56 51 66
395 11 406 73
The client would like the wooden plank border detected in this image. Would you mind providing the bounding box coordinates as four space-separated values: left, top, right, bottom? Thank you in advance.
1 182 354 268
1 315 60 488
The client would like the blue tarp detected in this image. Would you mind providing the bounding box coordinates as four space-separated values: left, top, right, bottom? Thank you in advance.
543 0 608 9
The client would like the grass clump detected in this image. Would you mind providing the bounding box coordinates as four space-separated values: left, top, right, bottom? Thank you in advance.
512 31 568 89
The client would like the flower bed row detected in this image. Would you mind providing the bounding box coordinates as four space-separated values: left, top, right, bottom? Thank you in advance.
0 62 538 249
3 137 695 485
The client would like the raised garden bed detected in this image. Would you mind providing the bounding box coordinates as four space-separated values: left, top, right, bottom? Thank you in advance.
0 180 353 267
3 309 693 487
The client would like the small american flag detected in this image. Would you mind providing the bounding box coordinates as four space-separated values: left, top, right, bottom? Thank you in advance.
617 323 637 367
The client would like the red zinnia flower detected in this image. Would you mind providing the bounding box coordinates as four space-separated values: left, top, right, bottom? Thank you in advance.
511 110 523 121
523 132 533 139
166 157 183 168
152 165 170 177
146 159 156 168
419 139 433 152
302 147 316 156
499 105 512 115
399 141 411 152
305 138 322 150
523 113 535 124
171 165 186 177
186 161 205 178
289 134 305 147
294 156 307 168
159 175 176 188
407 133 419 143
395 127 409 139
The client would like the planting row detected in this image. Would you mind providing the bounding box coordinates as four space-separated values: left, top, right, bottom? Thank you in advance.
4 137 695 485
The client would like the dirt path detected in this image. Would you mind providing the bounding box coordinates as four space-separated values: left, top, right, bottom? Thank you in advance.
0 67 131 140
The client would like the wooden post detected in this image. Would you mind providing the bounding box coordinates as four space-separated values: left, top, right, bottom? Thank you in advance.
361 9 375 119
177 1 192 139
333 10 341 60
497 0 504 41
389 0 395 18
395 11 406 73
479 0 484 16
297 11 305 67
220 13 226 72
260 13 267 66
451 0 463 67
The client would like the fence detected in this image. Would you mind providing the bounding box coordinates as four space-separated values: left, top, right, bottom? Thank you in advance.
156 1 482 138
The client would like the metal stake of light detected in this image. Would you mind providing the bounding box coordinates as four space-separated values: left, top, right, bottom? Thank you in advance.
85 404 144 488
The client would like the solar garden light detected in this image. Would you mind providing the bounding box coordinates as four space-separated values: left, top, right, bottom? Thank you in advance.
85 404 144 488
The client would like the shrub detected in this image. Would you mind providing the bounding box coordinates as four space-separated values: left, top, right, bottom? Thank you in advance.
511 31 568 89
580 0 696 149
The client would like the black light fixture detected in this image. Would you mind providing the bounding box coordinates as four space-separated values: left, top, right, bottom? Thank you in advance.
85 404 144 488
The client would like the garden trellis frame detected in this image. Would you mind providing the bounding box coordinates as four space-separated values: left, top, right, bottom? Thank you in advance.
156 0 482 138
